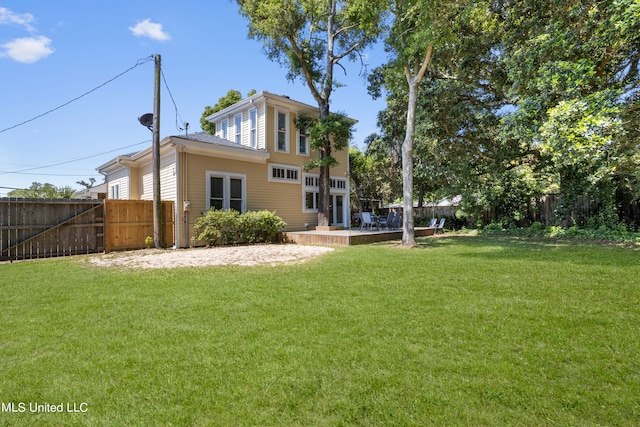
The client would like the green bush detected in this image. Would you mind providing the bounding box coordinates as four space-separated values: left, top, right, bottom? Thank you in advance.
193 209 286 246
193 209 241 246
238 210 287 243
477 222 640 243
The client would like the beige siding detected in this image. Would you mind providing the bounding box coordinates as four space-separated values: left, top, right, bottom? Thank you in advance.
181 152 317 236
139 163 152 200
129 167 140 199
160 153 177 201
106 167 129 200
137 153 177 202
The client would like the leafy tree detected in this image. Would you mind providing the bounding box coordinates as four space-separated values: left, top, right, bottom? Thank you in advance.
499 0 640 226
349 142 396 213
236 0 386 226
8 182 76 199
200 89 243 134
374 0 499 244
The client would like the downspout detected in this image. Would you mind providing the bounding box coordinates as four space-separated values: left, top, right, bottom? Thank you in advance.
347 138 351 229
174 144 180 249
183 145 189 247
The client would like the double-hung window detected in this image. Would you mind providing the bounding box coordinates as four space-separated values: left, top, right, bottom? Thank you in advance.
207 172 246 212
110 184 120 200
249 108 257 148
298 125 309 155
276 109 288 152
221 119 229 140
234 113 242 144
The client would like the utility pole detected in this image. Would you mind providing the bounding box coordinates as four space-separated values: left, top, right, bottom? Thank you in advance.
152 54 163 248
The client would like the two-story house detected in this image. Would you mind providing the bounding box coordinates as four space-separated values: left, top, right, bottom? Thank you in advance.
97 91 352 248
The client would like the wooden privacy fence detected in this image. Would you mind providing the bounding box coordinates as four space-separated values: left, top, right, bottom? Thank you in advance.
0 198 104 261
103 200 174 253
0 198 174 261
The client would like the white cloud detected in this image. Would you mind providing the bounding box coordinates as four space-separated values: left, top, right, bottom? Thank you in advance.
129 19 170 42
1 36 54 63
0 7 35 32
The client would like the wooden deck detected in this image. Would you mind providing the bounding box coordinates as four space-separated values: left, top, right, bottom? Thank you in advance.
282 227 436 246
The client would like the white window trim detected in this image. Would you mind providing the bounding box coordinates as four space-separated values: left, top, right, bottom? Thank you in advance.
275 108 289 153
297 125 309 156
268 163 301 184
221 119 229 140
302 173 348 213
234 113 243 145
110 184 120 200
249 108 258 148
205 171 247 212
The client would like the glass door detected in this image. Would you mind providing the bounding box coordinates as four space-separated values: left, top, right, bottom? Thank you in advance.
331 195 344 226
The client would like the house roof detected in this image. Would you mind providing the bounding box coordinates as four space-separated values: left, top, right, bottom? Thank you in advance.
204 91 356 124
97 131 270 174
169 132 270 163
175 132 263 152
205 91 318 122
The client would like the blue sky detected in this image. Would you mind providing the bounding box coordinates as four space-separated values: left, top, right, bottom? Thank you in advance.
0 1 388 196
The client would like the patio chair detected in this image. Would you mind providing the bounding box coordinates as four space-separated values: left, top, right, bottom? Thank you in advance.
428 218 437 228
359 212 376 231
377 213 390 230
389 212 402 229
434 218 445 234
384 212 396 229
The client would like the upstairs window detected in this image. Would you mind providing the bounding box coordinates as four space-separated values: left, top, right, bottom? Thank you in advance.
249 108 257 148
234 113 242 144
221 119 229 140
298 126 309 155
276 110 288 152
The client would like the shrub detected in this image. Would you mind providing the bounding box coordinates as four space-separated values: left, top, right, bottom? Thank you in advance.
193 209 241 246
238 210 287 243
193 209 287 246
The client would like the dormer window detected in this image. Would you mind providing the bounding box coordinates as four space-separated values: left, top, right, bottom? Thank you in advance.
249 108 257 148
234 113 242 144
221 119 229 140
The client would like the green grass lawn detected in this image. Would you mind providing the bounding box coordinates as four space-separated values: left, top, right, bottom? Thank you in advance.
1 236 639 426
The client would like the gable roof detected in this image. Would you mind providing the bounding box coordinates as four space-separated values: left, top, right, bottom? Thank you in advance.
97 131 270 174
205 91 320 122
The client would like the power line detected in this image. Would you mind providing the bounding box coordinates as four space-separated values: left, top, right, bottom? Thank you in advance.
161 69 187 132
0 139 150 175
0 56 154 134
6 171 101 177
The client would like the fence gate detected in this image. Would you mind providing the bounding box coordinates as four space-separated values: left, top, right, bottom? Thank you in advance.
0 198 104 261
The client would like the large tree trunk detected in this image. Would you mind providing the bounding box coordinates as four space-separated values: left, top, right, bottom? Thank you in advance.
401 44 433 247
317 101 331 227
402 80 418 246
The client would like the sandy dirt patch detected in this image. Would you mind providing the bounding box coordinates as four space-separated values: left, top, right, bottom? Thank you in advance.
84 244 335 269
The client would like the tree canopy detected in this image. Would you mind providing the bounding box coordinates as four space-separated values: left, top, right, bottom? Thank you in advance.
8 182 76 199
365 0 640 230
200 89 247 134
237 0 386 226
